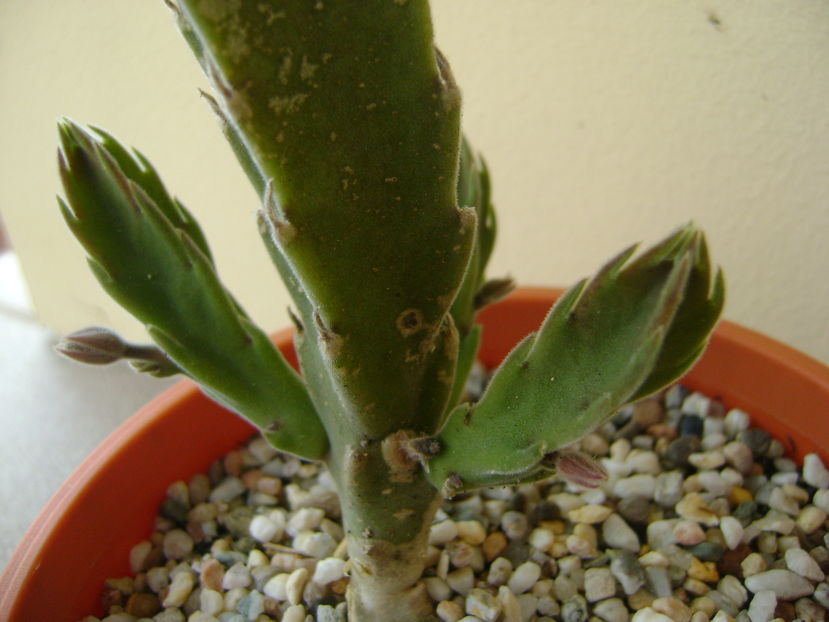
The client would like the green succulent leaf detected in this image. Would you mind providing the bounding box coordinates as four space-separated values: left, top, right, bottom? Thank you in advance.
451 138 501 336
57 119 327 460
425 224 723 494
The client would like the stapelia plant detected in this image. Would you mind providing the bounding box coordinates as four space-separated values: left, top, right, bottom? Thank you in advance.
55 2 724 621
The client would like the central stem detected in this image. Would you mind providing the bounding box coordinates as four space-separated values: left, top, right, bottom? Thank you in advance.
330 432 442 622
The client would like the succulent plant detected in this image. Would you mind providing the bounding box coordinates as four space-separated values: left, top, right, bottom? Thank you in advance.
55 2 723 621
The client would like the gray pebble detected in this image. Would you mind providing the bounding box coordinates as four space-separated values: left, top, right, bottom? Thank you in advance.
209 477 246 503
584 567 616 602
609 550 645 595
592 597 629 622
664 436 701 468
616 495 651 524
747 590 776 622
654 471 684 508
688 541 725 562
737 428 771 456
561 595 589 622
814 582 829 608
644 566 672 598
706 590 739 617
718 575 749 608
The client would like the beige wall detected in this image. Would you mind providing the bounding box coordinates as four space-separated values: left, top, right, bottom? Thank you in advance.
2 1 828 364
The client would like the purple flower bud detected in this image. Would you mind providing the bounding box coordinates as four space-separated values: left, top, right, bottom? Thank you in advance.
554 450 608 489
55 326 126 365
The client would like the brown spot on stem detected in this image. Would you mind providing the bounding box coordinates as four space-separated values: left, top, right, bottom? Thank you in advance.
396 309 424 337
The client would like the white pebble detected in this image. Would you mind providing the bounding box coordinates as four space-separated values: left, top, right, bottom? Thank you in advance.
688 450 726 471
286 567 309 604
747 590 776 622
199 588 224 616
529 527 554 552
593 597 628 622
457 520 486 545
701 432 727 451
647 519 678 549
797 504 828 533
584 567 616 602
436 600 464 622
697 471 731 496
631 607 674 622
312 557 346 585
768 487 801 515
447 566 475 596
814 489 829 512
610 438 632 462
804 453 829 488
568 504 612 524
162 570 195 607
613 474 657 499
263 572 289 600
625 449 661 475
425 576 452 602
744 569 815 600
221 562 251 590
683 392 712 415
784 547 825 581
501 511 529 539
719 516 744 550
723 441 754 475
129 540 152 573
717 575 748 608
487 557 513 587
281 604 306 622
465 588 502 622
508 561 541 595
286 507 324 535
429 519 459 545
208 477 246 503
497 586 522 622
162 529 194 560
293 530 337 558
249 514 281 543
186 613 219 622
602 513 640 552
673 520 706 546
723 409 751 438
770 471 799 486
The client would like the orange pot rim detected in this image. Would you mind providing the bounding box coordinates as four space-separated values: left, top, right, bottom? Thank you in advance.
1 287 827 621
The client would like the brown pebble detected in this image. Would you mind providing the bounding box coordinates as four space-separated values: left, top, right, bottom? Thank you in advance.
687 558 719 583
125 592 161 617
257 476 283 496
241 468 264 489
101 587 123 613
482 531 507 561
774 600 797 621
189 473 212 505
224 450 243 477
330 577 349 595
133 573 148 593
200 558 225 591
648 424 678 441
717 542 751 579
633 399 664 428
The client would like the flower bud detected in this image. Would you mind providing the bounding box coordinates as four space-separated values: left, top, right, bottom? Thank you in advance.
55 326 127 365
552 450 608 489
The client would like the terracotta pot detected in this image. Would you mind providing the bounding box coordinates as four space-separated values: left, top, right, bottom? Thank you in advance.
1 287 827 621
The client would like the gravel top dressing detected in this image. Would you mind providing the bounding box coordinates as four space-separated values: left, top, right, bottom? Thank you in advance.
79 384 828 622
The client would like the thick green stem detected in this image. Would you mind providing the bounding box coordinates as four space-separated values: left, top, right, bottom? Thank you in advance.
329 433 441 622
